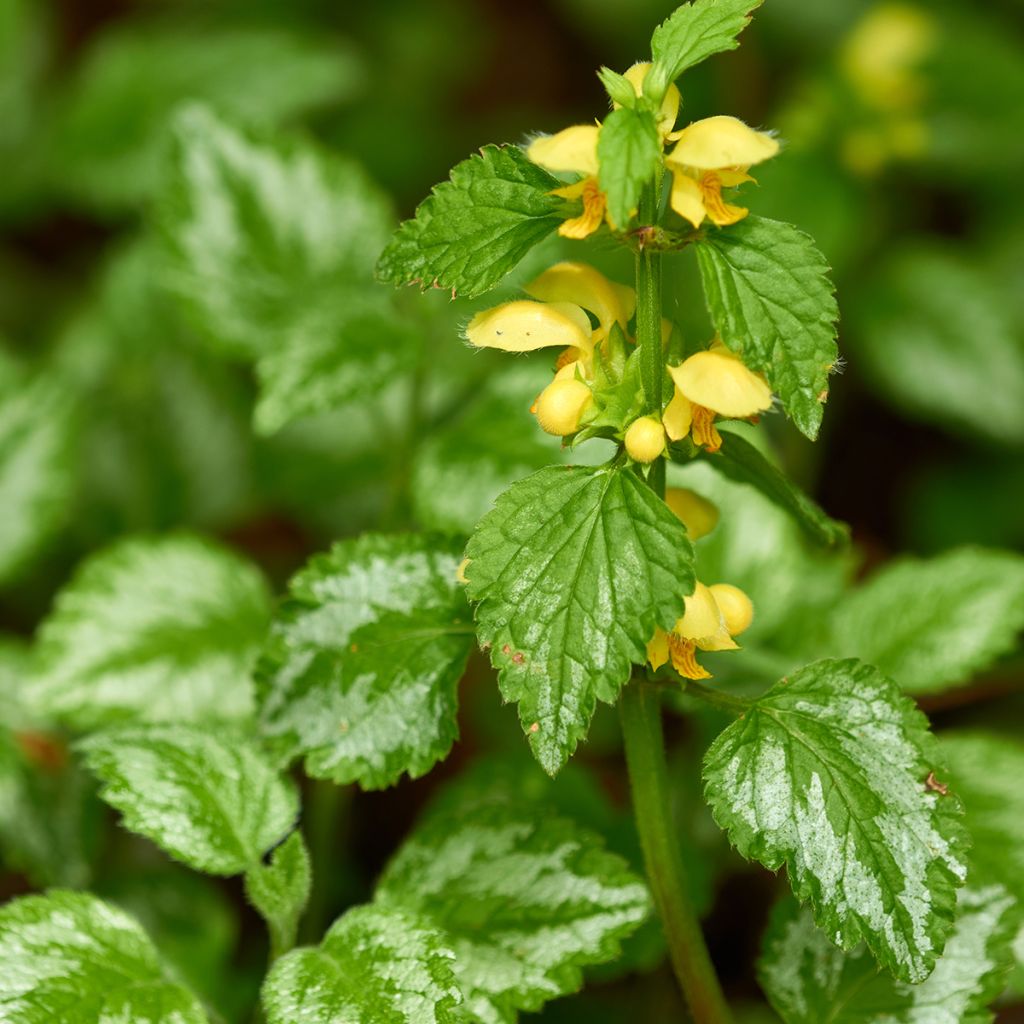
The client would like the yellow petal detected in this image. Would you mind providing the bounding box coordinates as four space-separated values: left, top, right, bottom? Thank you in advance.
673 582 729 646
456 558 470 584
621 61 681 139
662 387 693 442
647 628 670 671
525 262 634 339
664 488 719 540
668 348 772 418
668 168 707 228
534 378 593 436
528 124 600 176
708 583 753 636
466 300 593 355
554 177 607 240
667 115 779 171
699 173 749 227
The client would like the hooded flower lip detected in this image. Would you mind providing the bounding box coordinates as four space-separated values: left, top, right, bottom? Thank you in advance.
669 344 772 420
665 115 779 228
524 262 636 346
465 299 594 357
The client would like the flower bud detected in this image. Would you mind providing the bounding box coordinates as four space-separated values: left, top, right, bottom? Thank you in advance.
665 488 719 540
708 583 754 636
624 416 666 463
535 378 592 436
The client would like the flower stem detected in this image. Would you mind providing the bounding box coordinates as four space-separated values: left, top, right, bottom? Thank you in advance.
620 680 733 1024
624 180 732 1024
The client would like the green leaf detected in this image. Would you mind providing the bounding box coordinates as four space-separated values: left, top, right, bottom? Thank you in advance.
597 107 662 229
244 830 312 958
411 360 566 535
54 24 361 212
0 355 77 585
853 246 1024 445
80 723 298 875
703 658 969 982
0 890 208 1023
697 424 848 547
159 104 394 360
465 464 694 774
263 904 461 1024
376 144 563 299
257 534 473 789
695 215 838 440
651 0 763 82
375 787 650 1022
823 548 1024 696
758 885 1018 1024
34 534 270 729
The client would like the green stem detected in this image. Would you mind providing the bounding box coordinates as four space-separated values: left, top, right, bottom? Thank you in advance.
636 185 664 427
620 681 733 1024
683 678 751 714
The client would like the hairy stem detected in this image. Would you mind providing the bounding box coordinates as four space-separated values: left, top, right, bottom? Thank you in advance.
620 681 733 1024
623 180 732 1024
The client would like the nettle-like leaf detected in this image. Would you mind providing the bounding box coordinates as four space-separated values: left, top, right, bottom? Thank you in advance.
244 830 312 958
758 885 1018 1024
0 890 208 1023
0 356 77 585
695 215 839 440
377 144 564 298
263 904 461 1024
597 106 662 229
464 464 694 774
703 658 969 982
651 0 763 81
80 723 298 875
33 534 271 729
257 534 473 789
825 547 1024 696
697 425 848 548
375 790 651 1023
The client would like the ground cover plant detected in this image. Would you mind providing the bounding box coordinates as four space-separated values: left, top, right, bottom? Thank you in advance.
2 0 1024 1021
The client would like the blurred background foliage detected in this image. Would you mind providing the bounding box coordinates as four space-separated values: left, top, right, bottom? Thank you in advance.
2 0 1023 1020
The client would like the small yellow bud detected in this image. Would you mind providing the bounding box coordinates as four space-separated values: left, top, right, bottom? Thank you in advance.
624 416 666 463
535 378 592 436
665 488 719 540
708 583 754 636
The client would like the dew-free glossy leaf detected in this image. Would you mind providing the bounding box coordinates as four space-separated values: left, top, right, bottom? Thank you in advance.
597 107 662 229
825 548 1024 695
695 215 838 440
263 904 461 1024
759 885 1017 1024
0 890 208 1023
704 658 969 982
376 791 650 1023
80 723 298 875
465 464 694 774
652 0 763 81
377 144 563 298
34 534 270 728
257 534 473 789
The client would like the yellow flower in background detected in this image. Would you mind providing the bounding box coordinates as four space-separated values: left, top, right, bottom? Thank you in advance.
664 488 719 540
647 580 752 680
528 125 608 239
667 341 772 452
665 116 779 228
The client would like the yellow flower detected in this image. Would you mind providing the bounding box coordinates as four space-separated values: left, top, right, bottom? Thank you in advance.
534 377 593 437
665 116 779 228
667 341 772 452
618 62 682 142
708 583 754 636
647 581 752 679
524 262 635 348
528 125 609 239
624 416 666 464
664 488 719 540
465 299 594 361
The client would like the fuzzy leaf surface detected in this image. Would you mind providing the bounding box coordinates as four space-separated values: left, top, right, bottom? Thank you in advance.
377 144 563 298
465 464 694 774
758 885 1017 1024
34 534 270 729
257 534 473 789
80 723 298 875
597 107 662 229
695 215 838 440
0 890 207 1023
375 791 650 1023
651 0 763 81
703 658 969 982
245 830 312 957
825 548 1024 695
